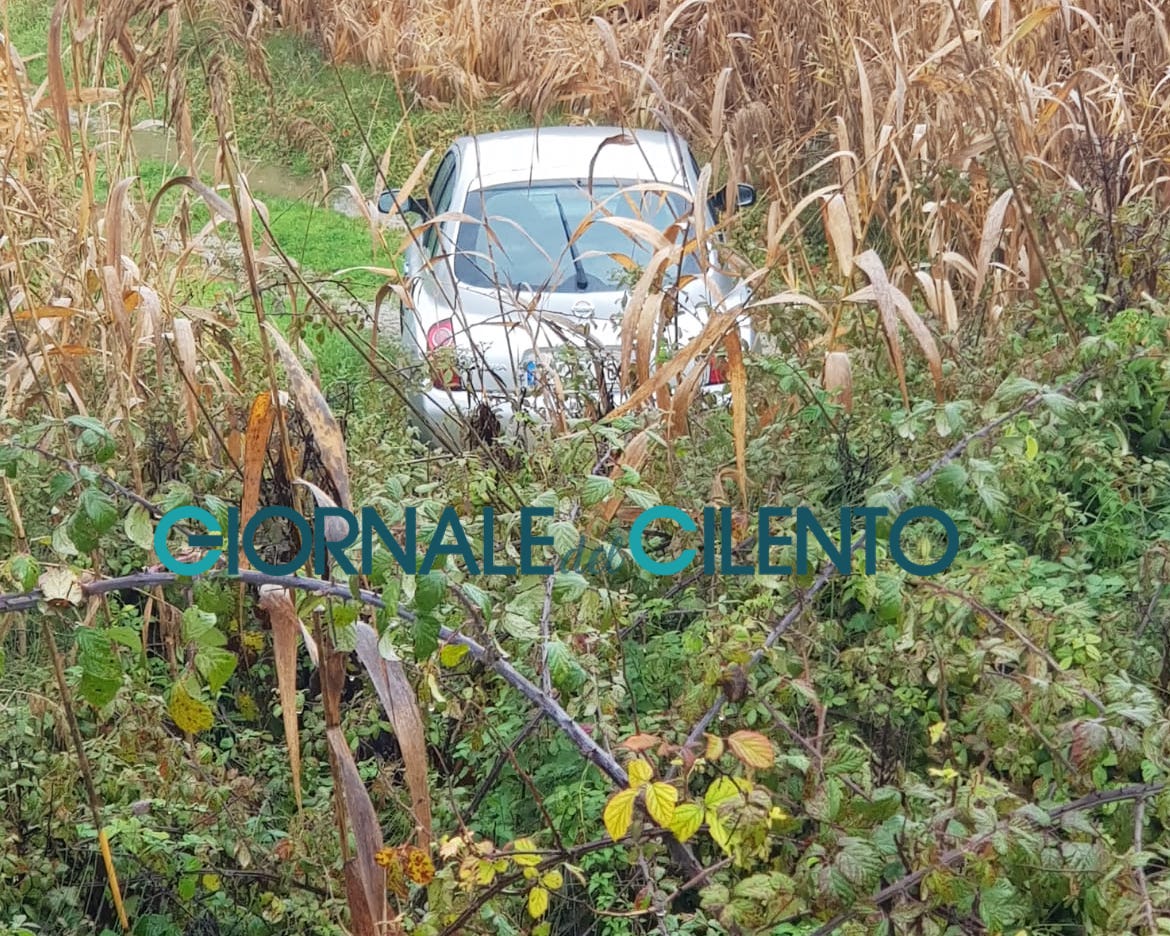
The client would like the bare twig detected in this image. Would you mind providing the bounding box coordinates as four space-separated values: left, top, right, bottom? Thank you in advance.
461 710 544 825
1133 795 1157 934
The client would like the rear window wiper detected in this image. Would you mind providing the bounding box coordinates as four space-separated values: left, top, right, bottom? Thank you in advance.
554 194 589 291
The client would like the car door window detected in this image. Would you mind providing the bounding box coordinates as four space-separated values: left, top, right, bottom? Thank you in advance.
424 151 458 255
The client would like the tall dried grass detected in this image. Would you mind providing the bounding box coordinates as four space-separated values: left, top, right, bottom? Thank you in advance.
277 0 1169 339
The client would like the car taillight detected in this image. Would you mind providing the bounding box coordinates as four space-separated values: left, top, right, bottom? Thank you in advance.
705 356 727 386
426 319 462 390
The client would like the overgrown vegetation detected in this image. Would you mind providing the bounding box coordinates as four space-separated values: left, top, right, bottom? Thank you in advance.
2 0 1170 934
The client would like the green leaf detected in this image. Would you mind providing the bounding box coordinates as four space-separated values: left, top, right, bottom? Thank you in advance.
0 445 19 479
48 472 75 503
414 572 447 614
581 475 615 506
502 609 539 640
160 482 194 513
68 513 99 553
624 487 660 509
50 522 79 558
549 520 579 557
8 555 41 591
414 613 440 661
66 414 112 438
177 875 197 901
195 646 238 694
80 486 118 535
551 571 588 602
834 837 883 888
182 608 225 648
459 581 491 615
547 641 586 693
51 521 79 558
124 504 155 551
978 879 1025 931
992 376 1041 404
76 628 122 708
106 626 142 652
706 809 731 852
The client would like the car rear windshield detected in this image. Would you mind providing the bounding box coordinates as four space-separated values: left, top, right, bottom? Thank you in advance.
453 182 703 292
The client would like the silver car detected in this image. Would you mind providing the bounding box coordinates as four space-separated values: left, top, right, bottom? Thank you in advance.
378 126 757 449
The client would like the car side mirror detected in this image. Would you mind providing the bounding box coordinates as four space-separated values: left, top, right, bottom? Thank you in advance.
378 188 429 219
708 182 758 215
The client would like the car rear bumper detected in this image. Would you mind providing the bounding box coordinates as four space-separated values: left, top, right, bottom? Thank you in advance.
409 382 732 450
410 388 525 450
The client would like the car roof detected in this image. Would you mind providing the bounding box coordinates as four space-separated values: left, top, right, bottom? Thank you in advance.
450 126 695 190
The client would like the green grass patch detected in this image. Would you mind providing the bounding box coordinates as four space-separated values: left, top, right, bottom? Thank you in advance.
6 0 534 189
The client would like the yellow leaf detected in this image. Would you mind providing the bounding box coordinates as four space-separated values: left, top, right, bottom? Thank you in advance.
928 721 948 745
440 643 470 667
528 885 550 918
705 776 750 808
996 3 1059 61
704 733 725 761
603 788 638 841
706 809 732 852
540 869 564 891
644 781 678 828
169 682 214 734
201 873 220 892
475 859 496 885
668 803 704 842
511 837 540 867
1025 435 1039 461
627 758 653 789
929 766 960 782
727 730 775 769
